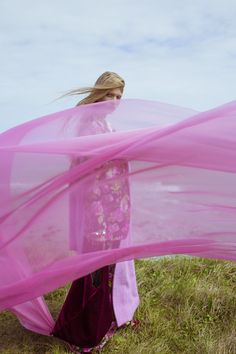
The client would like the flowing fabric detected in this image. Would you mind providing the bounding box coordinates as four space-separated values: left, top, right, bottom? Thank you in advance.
0 98 236 336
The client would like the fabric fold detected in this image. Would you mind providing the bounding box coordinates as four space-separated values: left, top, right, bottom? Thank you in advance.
0 98 236 334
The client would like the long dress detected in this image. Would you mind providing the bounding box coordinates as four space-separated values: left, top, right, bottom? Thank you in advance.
51 113 139 350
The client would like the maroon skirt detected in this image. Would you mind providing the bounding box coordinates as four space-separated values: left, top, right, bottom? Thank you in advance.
51 265 116 348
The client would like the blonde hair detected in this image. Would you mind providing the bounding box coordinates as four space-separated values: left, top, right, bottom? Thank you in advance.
58 71 125 106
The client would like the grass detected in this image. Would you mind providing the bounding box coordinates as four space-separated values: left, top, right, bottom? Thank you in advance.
1 257 236 353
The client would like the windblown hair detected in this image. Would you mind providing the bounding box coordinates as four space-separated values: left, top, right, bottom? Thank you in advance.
58 71 125 106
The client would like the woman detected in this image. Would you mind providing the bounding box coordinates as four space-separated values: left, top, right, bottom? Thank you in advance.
51 72 140 353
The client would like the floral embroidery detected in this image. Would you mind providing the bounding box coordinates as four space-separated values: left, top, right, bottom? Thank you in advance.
84 158 131 246
110 181 121 193
120 194 130 212
107 223 120 234
92 184 101 196
76 117 131 247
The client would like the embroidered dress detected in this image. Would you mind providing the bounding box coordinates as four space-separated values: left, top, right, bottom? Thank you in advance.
52 116 136 351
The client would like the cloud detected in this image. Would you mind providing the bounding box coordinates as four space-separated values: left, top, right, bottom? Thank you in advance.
0 0 236 132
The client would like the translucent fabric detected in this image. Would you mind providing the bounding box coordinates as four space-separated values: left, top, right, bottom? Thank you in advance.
0 98 236 334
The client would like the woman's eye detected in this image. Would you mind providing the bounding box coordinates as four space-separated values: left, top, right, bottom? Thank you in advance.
106 93 122 99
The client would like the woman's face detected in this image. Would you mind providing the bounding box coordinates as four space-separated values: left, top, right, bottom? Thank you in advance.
101 88 123 101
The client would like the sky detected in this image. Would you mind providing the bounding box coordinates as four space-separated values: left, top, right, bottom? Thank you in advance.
0 0 236 132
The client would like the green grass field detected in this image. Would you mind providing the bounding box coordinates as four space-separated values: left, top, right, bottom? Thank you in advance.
1 257 236 354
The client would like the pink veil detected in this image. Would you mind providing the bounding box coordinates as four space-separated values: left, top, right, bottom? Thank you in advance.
0 98 236 335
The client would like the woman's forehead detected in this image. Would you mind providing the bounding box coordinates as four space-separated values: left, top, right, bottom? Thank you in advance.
108 88 123 95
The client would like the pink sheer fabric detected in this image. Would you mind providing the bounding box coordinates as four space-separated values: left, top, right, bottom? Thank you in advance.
0 98 236 335
69 112 131 253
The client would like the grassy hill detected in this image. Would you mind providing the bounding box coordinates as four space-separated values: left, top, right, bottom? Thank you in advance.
1 257 236 353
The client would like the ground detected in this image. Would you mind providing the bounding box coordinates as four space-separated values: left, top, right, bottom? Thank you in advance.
1 257 236 354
